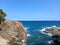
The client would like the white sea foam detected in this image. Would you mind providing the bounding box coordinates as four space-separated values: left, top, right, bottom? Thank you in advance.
46 25 56 29
25 27 29 30
48 40 53 44
25 27 30 32
27 34 31 37
40 25 57 36
48 41 51 44
47 33 52 36
25 27 31 37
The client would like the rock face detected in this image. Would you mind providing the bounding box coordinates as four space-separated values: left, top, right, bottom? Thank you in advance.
44 27 60 45
44 27 60 36
0 20 27 45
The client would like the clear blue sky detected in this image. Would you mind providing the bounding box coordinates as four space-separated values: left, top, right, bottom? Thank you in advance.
0 0 60 21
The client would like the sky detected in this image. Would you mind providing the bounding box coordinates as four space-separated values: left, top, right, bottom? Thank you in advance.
0 0 60 21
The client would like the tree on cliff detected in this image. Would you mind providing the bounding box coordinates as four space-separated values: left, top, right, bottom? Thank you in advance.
0 9 7 24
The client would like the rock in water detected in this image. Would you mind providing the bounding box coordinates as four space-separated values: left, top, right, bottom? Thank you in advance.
0 20 27 45
44 27 60 45
43 27 60 35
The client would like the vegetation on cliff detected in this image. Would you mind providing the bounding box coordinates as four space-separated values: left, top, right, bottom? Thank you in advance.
0 9 6 24
0 9 27 45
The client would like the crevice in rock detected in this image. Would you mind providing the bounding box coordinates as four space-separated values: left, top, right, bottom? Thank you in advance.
0 28 2 31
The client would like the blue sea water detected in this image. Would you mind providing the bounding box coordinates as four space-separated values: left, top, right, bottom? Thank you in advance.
20 21 60 45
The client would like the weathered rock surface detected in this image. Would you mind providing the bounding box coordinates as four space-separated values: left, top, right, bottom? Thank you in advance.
44 27 60 35
44 27 60 45
0 20 27 45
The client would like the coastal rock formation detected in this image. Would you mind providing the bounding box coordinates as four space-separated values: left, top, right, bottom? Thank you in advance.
0 20 27 45
43 27 60 35
44 27 60 45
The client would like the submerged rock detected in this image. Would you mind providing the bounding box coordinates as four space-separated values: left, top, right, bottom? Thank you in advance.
0 20 27 45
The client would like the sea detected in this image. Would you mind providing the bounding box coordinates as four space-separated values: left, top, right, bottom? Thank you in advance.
20 21 60 45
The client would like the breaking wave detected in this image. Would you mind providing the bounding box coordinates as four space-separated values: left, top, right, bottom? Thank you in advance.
27 34 31 37
25 27 31 37
25 27 29 30
40 25 57 36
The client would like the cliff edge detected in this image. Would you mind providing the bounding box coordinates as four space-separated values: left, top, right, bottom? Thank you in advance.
0 20 27 45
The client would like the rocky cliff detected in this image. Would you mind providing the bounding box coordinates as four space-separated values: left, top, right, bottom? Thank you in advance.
0 20 27 45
